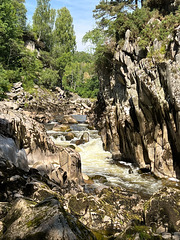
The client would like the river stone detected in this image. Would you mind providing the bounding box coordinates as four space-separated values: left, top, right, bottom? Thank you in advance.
56 115 78 124
65 132 75 141
80 132 89 142
75 132 90 145
53 124 71 132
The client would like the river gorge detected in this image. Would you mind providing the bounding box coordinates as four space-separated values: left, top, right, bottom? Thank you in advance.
1 81 180 239
0 13 180 240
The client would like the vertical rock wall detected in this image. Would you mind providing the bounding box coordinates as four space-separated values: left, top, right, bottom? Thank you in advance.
95 26 180 179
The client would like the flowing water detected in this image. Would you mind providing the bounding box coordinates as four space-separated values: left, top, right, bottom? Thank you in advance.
47 115 179 198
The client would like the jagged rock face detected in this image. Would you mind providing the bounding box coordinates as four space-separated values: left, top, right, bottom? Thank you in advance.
0 103 83 185
95 26 180 179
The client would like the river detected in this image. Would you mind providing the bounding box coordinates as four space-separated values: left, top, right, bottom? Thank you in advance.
46 115 179 199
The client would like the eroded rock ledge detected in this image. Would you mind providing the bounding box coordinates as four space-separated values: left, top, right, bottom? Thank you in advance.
94 25 180 179
0 102 83 186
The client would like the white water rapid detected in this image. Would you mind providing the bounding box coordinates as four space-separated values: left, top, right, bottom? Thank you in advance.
47 115 179 198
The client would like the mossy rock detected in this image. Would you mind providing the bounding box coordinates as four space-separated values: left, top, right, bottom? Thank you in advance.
67 186 144 234
116 225 162 240
144 187 180 233
1 197 96 240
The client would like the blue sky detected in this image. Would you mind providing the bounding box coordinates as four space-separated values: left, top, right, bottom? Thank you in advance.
25 0 100 51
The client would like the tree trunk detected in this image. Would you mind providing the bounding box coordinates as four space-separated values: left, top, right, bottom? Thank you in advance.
135 0 138 8
141 0 144 6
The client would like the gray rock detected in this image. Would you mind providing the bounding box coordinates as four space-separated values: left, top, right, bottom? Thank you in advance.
162 233 172 239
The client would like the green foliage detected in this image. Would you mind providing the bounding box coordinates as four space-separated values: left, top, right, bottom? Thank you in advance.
83 28 105 49
62 52 99 98
139 8 180 51
0 65 12 99
0 0 25 67
33 0 55 51
145 0 180 14
76 76 99 98
54 7 76 53
20 50 43 89
39 68 59 88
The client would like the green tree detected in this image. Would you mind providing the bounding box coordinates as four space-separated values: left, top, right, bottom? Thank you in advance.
53 7 76 53
62 52 99 98
52 7 76 82
0 0 26 68
33 0 55 50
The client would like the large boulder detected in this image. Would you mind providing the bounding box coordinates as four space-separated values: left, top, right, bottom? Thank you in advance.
66 187 144 235
145 187 180 233
1 197 95 240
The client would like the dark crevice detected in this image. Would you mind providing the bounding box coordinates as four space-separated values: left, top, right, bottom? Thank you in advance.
129 97 140 133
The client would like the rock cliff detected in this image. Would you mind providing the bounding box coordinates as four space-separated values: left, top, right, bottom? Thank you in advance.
95 24 180 179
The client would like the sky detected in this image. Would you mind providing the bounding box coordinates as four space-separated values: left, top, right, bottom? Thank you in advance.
25 0 100 52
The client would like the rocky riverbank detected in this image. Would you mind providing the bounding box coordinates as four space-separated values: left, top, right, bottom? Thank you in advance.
6 82 92 123
1 86 180 239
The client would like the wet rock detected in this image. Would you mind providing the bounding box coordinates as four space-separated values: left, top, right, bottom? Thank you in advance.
173 232 180 240
0 135 29 172
75 132 90 145
162 233 172 239
65 132 75 141
81 132 89 142
75 139 84 145
91 175 107 184
53 124 71 132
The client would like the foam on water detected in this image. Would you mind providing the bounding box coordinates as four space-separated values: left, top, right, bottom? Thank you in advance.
48 117 165 197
